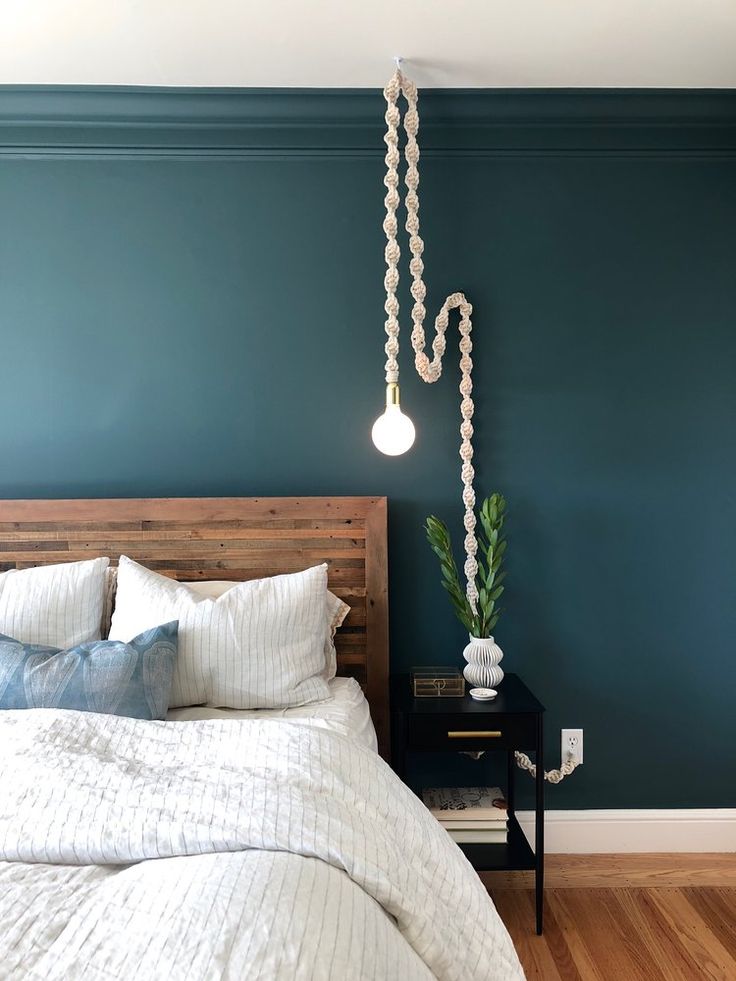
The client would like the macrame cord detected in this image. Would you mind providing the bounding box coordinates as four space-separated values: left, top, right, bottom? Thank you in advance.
382 69 478 609
382 68 578 783
513 751 579 784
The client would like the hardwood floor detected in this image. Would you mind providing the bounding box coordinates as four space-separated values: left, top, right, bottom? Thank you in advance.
484 854 736 891
486 857 736 980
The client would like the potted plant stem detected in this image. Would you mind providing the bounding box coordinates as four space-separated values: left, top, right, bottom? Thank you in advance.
425 493 507 687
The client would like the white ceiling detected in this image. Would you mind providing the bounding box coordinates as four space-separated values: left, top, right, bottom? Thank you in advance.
2 0 735 89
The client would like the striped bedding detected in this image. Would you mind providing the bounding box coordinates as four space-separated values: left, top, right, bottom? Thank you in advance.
0 710 524 980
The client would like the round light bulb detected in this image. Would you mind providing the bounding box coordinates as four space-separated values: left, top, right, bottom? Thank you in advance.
371 384 416 456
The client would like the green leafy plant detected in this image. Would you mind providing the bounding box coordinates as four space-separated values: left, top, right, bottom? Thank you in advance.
425 493 507 638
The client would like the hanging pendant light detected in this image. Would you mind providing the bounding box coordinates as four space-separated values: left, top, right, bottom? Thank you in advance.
371 383 416 456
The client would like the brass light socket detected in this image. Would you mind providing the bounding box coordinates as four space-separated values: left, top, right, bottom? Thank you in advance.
386 382 401 407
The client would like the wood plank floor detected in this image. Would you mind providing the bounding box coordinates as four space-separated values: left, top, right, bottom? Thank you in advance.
490 888 736 980
487 858 736 980
484 854 736 891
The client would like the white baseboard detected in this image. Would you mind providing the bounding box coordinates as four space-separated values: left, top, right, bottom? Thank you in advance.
516 809 736 853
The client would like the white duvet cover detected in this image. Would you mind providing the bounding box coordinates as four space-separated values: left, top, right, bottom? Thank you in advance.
0 710 524 981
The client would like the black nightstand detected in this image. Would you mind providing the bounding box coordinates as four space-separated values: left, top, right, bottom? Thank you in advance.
391 673 545 934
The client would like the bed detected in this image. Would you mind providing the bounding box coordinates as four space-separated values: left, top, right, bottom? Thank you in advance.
0 497 524 981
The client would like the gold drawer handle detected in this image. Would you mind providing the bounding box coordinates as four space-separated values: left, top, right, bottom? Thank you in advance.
447 730 502 739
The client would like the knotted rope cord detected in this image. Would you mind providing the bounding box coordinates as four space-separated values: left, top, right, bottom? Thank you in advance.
382 68 576 782
514 751 580 784
382 68 478 609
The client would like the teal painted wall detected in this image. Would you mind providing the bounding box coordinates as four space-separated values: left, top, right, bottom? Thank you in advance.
1 88 735 807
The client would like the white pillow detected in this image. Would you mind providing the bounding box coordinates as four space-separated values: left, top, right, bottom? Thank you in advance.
109 556 331 709
186 580 349 679
324 590 351 676
0 556 110 649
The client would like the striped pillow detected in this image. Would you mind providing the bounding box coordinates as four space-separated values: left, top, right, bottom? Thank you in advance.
184 580 349 680
0 557 110 649
102 574 349 678
109 556 330 709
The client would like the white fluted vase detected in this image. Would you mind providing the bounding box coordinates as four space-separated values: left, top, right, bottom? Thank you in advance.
462 635 504 688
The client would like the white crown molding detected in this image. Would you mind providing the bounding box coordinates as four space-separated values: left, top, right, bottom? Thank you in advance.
517 809 736 853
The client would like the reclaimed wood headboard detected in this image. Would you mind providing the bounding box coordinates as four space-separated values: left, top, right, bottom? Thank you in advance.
0 497 390 760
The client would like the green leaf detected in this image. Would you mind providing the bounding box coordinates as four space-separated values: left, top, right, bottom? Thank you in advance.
425 493 507 637
491 542 507 571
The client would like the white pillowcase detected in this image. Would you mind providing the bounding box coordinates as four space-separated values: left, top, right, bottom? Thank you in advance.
0 556 109 649
186 580 350 679
323 590 350 677
109 556 331 709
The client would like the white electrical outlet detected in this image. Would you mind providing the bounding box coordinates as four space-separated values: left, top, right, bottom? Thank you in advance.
561 728 584 765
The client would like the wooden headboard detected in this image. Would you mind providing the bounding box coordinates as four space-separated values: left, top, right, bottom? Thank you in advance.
0 497 390 759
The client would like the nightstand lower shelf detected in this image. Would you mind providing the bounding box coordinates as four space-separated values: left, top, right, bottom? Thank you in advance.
456 814 534 872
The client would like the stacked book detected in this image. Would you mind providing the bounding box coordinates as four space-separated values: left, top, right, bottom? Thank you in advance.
422 786 508 843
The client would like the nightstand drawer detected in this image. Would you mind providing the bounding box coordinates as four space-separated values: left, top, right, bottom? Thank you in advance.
407 713 536 751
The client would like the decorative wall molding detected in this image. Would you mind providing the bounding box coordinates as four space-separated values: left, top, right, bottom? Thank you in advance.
517 808 736 853
1 86 735 158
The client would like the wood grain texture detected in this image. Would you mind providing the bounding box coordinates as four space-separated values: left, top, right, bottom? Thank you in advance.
489 885 736 981
482 853 736 890
0 497 390 760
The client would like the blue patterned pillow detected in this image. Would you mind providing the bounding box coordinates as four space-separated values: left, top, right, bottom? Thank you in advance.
0 621 178 720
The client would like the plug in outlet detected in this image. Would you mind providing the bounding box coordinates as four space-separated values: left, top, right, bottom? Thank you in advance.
561 729 583 765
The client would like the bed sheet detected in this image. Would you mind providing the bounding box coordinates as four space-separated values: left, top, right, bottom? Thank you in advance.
166 675 378 752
